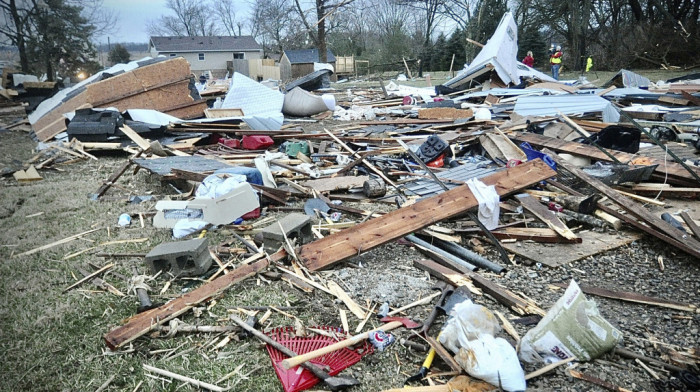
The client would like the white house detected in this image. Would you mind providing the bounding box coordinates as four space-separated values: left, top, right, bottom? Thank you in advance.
149 36 264 78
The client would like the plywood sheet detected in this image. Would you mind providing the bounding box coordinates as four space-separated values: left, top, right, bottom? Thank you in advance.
501 230 642 267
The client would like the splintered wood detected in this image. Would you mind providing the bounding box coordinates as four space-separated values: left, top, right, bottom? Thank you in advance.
299 159 556 271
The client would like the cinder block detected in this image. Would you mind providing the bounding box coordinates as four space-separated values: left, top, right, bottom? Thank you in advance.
145 238 212 277
262 213 313 251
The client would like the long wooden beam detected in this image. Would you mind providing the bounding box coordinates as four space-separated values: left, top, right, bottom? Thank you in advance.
413 258 545 316
299 159 556 271
104 258 269 350
511 131 700 185
545 149 700 259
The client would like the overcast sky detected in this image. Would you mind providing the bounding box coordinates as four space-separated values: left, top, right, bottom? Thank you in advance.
97 0 252 44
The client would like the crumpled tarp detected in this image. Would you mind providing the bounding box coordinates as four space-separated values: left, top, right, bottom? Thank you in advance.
603 69 651 89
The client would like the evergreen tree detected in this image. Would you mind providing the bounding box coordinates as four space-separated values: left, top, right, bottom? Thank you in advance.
108 44 131 64
430 32 447 71
445 28 467 71
517 26 547 69
26 0 96 81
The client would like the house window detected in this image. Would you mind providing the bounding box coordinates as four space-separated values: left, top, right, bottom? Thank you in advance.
198 53 205 61
233 52 244 60
169 53 177 57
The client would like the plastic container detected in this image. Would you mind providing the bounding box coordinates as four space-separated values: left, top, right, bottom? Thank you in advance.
368 330 395 351
241 135 274 150
118 213 131 227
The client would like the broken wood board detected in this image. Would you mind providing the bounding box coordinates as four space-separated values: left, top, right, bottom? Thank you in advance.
104 258 269 349
32 58 203 141
511 131 700 185
13 165 42 182
204 108 244 118
492 227 582 243
413 258 545 316
546 149 700 260
418 107 474 120
299 159 556 271
300 175 369 193
550 282 698 313
501 230 642 267
516 193 578 241
479 131 527 162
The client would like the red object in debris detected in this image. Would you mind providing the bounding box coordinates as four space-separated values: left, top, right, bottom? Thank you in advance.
507 159 522 167
220 138 241 148
241 135 274 150
241 207 260 220
548 202 563 212
426 153 445 168
265 326 373 392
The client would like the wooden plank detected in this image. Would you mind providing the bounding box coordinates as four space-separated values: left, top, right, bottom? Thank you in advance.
516 194 578 240
64 263 113 293
545 149 700 259
550 282 697 313
14 228 101 258
93 150 144 199
299 159 556 271
327 280 366 320
204 108 244 118
119 125 151 150
413 258 545 316
679 211 700 239
511 131 700 185
300 175 369 193
104 258 269 350
492 227 582 243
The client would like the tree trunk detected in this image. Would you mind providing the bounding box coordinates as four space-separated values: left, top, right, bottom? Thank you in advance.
317 0 327 63
8 0 30 72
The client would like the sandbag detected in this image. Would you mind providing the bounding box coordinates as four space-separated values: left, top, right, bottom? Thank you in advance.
518 279 622 364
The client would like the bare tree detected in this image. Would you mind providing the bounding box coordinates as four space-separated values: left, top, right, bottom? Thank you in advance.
251 0 296 53
147 0 218 37
397 0 446 76
293 0 356 62
214 0 238 36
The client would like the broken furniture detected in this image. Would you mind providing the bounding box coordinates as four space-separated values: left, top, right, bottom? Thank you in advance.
144 238 212 277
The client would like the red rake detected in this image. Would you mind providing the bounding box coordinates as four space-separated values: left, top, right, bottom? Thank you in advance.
265 326 374 392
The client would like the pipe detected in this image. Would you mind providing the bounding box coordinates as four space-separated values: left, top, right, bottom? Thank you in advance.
418 235 505 274
405 235 477 271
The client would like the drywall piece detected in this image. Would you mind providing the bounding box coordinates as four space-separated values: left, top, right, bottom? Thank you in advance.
299 159 556 271
501 230 642 267
153 182 259 228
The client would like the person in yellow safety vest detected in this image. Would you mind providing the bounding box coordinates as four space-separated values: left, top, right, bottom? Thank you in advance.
550 45 562 80
586 56 593 72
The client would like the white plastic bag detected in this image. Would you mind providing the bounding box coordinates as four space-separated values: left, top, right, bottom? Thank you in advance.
439 300 501 354
518 280 622 364
466 178 500 230
455 334 527 392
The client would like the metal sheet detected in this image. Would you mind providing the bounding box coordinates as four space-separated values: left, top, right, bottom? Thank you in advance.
405 162 502 197
513 94 621 123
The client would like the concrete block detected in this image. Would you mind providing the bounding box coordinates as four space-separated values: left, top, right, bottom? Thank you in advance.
145 238 212 277
262 213 313 251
